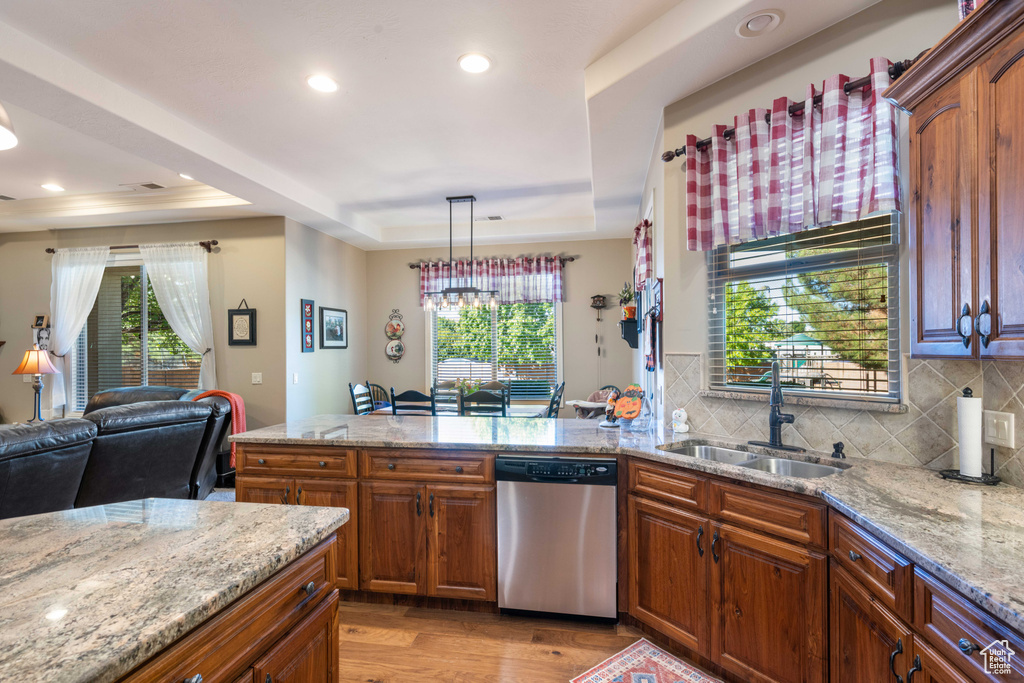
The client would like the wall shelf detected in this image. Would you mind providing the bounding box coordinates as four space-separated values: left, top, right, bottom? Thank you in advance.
619 319 638 349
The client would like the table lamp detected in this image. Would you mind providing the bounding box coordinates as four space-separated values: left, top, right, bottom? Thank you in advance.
12 344 59 423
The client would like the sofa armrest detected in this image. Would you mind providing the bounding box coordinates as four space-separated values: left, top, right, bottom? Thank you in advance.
84 401 213 434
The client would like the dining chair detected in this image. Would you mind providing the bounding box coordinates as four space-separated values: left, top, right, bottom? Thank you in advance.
349 382 374 415
433 380 460 413
479 380 510 406
546 382 566 418
366 381 390 410
390 388 436 415
460 390 507 416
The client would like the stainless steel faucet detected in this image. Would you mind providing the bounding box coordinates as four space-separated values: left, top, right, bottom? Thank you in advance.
749 361 805 453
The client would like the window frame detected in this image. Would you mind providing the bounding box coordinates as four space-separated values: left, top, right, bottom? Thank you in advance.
424 302 564 403
707 213 902 404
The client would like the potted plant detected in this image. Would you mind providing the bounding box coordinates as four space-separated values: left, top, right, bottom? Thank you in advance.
618 282 636 320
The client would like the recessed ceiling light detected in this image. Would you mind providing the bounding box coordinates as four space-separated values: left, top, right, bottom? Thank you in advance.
0 102 17 151
736 10 783 38
179 173 194 180
41 183 65 192
458 53 491 74
306 74 339 93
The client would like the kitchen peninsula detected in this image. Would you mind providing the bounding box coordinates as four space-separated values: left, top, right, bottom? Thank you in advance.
234 414 1024 682
0 498 348 683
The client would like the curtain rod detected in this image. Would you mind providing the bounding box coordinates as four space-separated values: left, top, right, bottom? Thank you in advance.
408 256 576 269
661 56 919 162
45 240 219 254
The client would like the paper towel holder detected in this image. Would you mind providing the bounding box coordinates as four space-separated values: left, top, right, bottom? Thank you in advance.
939 447 1001 486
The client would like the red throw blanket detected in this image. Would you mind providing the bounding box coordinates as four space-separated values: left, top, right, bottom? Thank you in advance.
192 390 246 468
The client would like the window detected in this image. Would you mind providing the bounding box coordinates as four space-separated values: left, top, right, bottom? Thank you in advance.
70 262 200 412
430 302 560 399
708 213 900 402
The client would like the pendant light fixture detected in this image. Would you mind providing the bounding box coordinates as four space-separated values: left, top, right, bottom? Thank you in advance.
0 102 18 151
423 195 499 311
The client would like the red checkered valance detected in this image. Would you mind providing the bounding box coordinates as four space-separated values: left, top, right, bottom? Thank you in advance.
685 57 901 251
419 257 563 307
633 219 652 291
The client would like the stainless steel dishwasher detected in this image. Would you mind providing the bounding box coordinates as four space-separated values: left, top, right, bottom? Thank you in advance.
495 455 617 619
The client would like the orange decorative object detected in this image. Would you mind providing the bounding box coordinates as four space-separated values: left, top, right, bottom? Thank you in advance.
613 384 644 420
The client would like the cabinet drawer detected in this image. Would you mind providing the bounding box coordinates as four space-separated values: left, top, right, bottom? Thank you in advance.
238 445 357 479
360 449 493 483
628 460 706 512
915 569 1024 682
830 512 913 621
121 535 337 683
709 480 826 547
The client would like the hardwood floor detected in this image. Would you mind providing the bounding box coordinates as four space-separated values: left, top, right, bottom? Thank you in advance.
336 601 646 682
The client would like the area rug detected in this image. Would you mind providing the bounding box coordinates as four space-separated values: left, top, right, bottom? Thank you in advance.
572 639 720 683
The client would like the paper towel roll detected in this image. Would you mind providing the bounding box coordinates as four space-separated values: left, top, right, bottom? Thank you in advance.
958 390 983 478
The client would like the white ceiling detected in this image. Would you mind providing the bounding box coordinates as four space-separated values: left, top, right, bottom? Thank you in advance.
0 0 886 247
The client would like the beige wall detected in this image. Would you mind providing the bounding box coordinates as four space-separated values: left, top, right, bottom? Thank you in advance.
0 217 288 428
364 239 637 403
284 219 368 420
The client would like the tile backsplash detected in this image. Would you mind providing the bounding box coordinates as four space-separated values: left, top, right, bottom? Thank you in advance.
664 352 1024 488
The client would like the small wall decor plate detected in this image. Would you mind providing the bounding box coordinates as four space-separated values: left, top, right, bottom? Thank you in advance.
385 338 405 363
385 309 405 340
320 307 348 349
301 299 314 353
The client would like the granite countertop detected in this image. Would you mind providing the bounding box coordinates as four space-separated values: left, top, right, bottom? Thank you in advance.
0 498 349 683
234 414 1024 634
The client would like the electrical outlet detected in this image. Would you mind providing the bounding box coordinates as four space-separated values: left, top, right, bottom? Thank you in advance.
292 373 299 384
984 410 1015 449
251 372 262 385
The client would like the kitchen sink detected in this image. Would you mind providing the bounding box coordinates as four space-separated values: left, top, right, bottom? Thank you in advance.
737 457 845 478
661 444 758 465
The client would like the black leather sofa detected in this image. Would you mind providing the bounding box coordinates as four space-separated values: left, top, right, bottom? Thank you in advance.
84 386 233 500
0 387 233 519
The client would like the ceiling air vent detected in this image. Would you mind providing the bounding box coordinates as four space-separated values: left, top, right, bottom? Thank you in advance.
0 195 15 201
484 215 504 221
140 183 165 190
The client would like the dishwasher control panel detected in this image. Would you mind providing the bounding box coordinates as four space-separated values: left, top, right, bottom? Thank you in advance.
495 456 616 485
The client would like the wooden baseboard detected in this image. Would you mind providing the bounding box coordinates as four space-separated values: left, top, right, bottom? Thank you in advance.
338 590 500 613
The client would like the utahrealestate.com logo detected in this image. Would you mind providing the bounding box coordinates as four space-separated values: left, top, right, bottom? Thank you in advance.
981 640 1016 675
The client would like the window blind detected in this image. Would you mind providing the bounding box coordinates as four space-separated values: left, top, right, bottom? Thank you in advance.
75 264 200 408
708 213 900 402
431 303 558 399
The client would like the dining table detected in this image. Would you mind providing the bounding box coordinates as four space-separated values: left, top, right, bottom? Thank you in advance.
369 404 548 418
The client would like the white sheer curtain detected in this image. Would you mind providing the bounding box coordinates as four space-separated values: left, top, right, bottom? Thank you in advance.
49 246 109 416
139 242 217 390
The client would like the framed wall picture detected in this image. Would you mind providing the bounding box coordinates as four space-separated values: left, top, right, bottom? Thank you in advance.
320 307 348 349
301 299 315 353
31 314 49 329
33 326 51 351
228 299 257 346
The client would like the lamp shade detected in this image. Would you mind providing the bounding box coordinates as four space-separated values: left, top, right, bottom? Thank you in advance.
12 345 59 375
0 102 17 151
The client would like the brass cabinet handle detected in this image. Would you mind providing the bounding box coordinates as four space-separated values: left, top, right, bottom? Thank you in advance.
296 488 302 505
258 458 266 465
696 524 704 557
890 638 904 683
958 638 981 656
957 303 972 348
711 530 720 563
849 550 862 562
415 491 422 516
429 492 434 517
319 461 326 467
284 487 289 505
455 466 464 474
303 581 316 596
387 463 396 471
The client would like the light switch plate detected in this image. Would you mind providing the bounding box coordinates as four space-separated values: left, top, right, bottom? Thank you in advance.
292 373 299 384
251 372 262 385
984 410 1015 449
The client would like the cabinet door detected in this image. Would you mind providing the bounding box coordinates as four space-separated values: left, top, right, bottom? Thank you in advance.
709 523 827 683
831 562 915 683
628 494 709 657
426 484 496 601
254 589 338 683
297 479 358 591
908 639 972 683
237 476 293 505
359 481 424 594
978 30 1024 358
909 73 976 358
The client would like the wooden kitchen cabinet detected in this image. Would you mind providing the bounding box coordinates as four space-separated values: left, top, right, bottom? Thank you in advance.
253 590 338 683
236 476 292 505
359 480 497 600
627 494 710 657
885 0 1024 359
710 523 827 683
907 639 973 683
831 562 914 683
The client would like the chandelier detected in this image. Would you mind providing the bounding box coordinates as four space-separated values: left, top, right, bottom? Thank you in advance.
423 195 499 311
